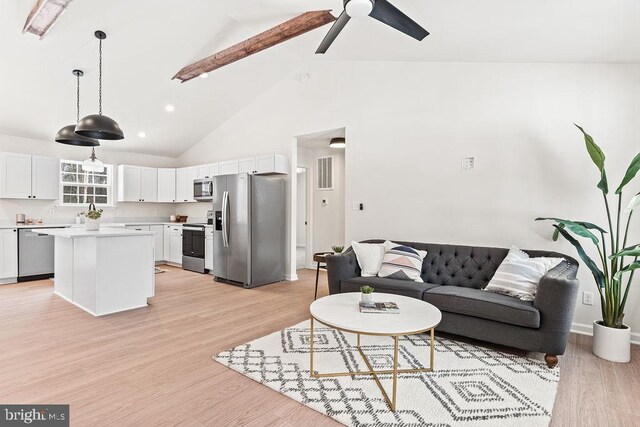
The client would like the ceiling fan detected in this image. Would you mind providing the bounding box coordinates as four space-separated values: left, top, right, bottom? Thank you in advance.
173 1 429 82
316 0 429 54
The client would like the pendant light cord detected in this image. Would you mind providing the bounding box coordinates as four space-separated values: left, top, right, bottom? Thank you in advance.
76 73 81 123
98 38 103 115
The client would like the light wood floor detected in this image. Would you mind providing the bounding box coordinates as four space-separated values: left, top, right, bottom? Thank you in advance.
0 267 638 426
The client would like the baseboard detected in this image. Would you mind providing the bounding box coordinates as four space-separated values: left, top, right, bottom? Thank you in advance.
285 274 298 281
571 322 640 345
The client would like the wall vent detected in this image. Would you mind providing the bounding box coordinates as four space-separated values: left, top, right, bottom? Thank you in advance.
317 156 333 190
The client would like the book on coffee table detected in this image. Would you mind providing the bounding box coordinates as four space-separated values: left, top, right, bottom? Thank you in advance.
359 301 400 314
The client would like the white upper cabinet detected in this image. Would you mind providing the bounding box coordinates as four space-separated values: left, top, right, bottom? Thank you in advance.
0 152 59 200
255 154 288 175
117 165 158 202
219 160 239 176
239 158 256 174
157 168 176 203
196 163 219 179
176 166 197 203
140 167 158 202
31 156 60 199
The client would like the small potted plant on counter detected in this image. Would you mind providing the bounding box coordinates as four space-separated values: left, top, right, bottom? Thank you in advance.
331 245 344 254
84 205 103 231
360 285 374 304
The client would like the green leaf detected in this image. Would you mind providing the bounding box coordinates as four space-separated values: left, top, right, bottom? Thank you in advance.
614 261 640 282
552 223 564 241
611 245 640 259
536 217 600 245
575 124 609 194
616 153 640 194
554 225 606 288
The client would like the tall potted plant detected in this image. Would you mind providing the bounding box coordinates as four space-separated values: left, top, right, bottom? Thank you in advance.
537 125 639 363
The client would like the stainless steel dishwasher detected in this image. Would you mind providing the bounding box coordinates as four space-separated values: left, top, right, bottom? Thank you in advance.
18 227 64 281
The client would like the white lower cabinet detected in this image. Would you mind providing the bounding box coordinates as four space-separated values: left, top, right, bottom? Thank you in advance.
150 225 164 262
205 226 213 272
163 225 183 264
126 225 163 262
0 229 18 282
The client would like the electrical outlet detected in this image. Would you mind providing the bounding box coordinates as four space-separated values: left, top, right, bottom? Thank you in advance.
461 156 475 171
352 202 364 211
583 291 594 306
49 209 55 215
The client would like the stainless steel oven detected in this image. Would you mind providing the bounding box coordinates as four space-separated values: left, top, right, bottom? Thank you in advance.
194 178 213 202
182 224 206 273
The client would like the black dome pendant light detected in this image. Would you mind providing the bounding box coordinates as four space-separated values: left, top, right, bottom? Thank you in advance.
75 30 124 140
55 70 100 146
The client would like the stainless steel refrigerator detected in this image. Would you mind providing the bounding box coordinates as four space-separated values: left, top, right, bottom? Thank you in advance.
212 173 285 288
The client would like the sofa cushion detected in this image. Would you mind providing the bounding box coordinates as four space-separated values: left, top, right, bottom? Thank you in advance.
422 286 540 328
341 276 439 299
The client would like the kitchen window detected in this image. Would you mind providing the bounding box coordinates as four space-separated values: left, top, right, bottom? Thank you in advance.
59 160 113 206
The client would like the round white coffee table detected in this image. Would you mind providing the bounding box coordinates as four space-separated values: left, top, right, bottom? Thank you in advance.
309 292 442 412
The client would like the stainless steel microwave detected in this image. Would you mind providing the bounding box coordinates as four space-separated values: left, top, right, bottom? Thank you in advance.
194 178 213 201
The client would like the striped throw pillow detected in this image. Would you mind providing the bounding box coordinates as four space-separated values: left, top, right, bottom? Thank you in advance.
484 247 564 301
377 241 427 282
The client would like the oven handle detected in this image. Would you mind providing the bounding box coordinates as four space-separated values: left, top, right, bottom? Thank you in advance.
222 190 229 248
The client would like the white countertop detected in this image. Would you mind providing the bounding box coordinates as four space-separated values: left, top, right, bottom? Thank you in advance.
37 227 155 238
0 222 188 230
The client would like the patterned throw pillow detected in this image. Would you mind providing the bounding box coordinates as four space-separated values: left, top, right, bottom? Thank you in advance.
484 247 564 301
377 241 427 282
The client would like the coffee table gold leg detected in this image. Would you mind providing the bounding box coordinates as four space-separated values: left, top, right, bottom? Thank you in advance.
310 317 315 377
392 335 398 412
430 328 435 371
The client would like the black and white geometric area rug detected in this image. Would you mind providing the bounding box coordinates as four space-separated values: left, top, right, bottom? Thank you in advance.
214 320 559 426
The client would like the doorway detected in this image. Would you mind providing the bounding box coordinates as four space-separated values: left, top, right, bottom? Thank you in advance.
296 166 309 269
294 127 346 273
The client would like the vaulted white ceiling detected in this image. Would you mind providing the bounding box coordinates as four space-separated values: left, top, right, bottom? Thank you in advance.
1 0 639 157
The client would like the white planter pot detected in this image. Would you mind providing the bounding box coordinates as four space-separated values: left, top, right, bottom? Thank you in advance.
361 293 373 304
592 320 631 363
85 218 100 231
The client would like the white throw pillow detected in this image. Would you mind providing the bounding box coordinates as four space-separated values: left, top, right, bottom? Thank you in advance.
484 246 564 301
351 241 385 277
377 241 428 282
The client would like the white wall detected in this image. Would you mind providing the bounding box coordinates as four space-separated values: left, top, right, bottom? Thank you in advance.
0 134 178 222
178 60 640 337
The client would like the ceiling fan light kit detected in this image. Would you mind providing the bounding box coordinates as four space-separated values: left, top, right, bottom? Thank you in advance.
55 69 100 147
75 30 124 141
316 0 429 54
345 0 374 18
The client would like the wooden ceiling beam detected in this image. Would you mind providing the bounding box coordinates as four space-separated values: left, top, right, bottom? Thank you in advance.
23 0 73 39
172 10 337 83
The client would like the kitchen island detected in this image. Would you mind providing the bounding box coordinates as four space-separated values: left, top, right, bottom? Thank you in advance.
38 227 155 316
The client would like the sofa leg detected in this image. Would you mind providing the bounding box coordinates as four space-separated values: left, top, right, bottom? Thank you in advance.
544 354 558 368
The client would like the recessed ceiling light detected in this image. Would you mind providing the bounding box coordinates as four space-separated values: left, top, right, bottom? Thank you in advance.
200 73 208 79
165 104 175 112
138 132 147 138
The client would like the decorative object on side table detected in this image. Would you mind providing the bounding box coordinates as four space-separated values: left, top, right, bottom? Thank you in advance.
84 204 103 231
537 124 640 363
360 285 374 303
331 245 344 254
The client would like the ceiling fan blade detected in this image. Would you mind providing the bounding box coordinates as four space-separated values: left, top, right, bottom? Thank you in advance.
369 0 429 41
315 11 351 54
173 10 336 82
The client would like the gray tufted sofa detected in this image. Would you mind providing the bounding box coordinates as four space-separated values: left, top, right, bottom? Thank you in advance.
326 240 579 368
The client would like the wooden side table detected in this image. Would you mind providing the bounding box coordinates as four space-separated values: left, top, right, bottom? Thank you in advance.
313 252 333 300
